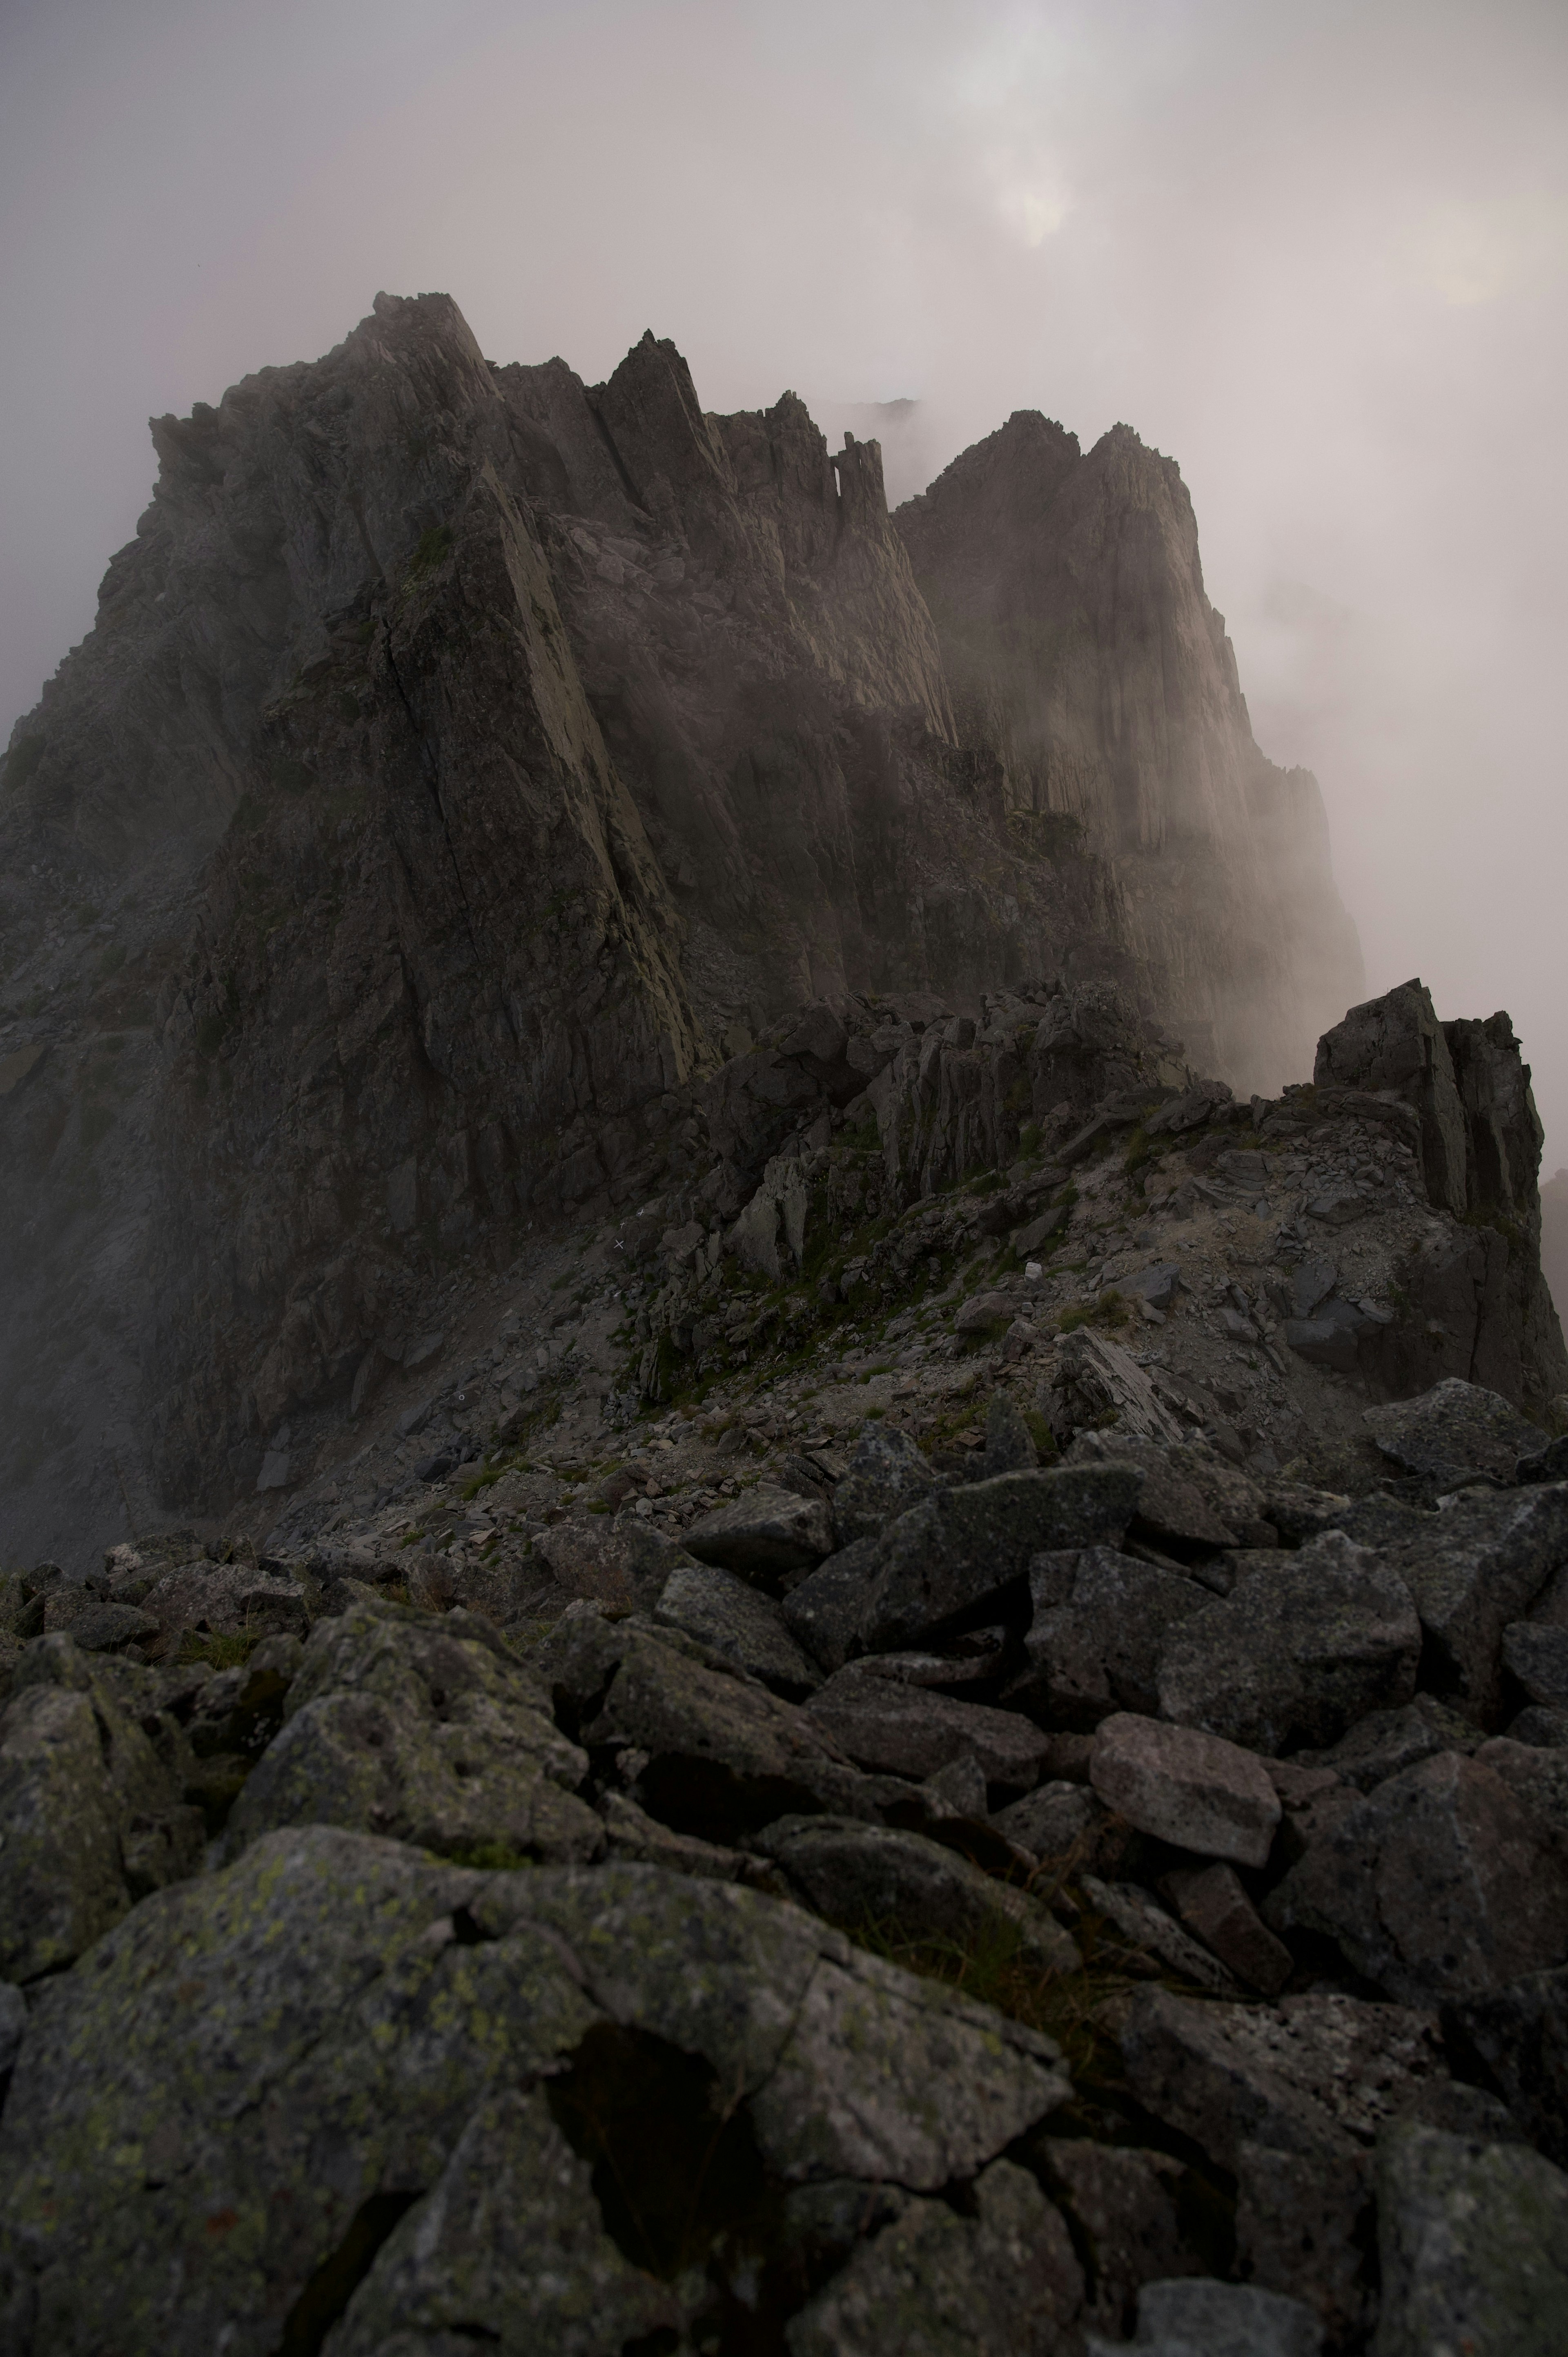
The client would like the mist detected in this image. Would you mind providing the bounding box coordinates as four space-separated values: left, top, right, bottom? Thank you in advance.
3 0 1566 1149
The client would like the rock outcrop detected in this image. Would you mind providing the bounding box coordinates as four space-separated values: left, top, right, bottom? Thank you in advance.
1 292 1361 1569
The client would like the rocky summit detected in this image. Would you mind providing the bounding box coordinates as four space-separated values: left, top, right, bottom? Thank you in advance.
2 296 1568 2354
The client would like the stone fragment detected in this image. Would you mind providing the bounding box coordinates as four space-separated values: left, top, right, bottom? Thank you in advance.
533 1516 693 1608
1442 1965 1568 2167
786 2158 1083 2357
780 1535 881 1671
38 1594 159 1655
1363 1374 1544 1490
1120 1262 1183 1311
1156 1532 1421 1754
1372 2119 1568 2357
831 1424 937 1546
655 1561 821 1696
756 1815 1079 1974
1018 1546 1207 1725
1503 1619 1568 1704
860 1463 1144 1652
1163 1862 1294 1995
684 1483 835 1585
805 1665 1050 1790
1038 2142 1203 2341
1091 1713 1281 1868
1080 1875 1241 1993
1091 2277 1323 2357
225 1600 604 1865
1265 1751 1568 2003
1365 1483 1568 1724
1507 1704 1568 1746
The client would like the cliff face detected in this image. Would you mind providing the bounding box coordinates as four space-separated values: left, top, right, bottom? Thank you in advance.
896 413 1364 1085
0 292 1367 1560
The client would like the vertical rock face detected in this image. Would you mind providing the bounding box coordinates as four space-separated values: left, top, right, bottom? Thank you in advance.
1316 981 1567 1407
0 290 1372 1553
895 413 1364 1087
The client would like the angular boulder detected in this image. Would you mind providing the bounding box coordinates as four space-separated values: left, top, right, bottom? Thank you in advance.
655 1561 821 1696
1372 2119 1568 2357
780 1536 881 1671
0 1828 1071 2354
1441 1965 1568 2167
1156 1532 1421 1754
684 1483 835 1585
860 1463 1144 1652
831 1424 937 1547
1363 1375 1545 1492
1265 1750 1568 2004
756 1815 1079 1975
224 1600 604 1865
1018 1547 1207 1725
1090 1713 1281 1869
804 1664 1051 1791
1365 1484 1568 1725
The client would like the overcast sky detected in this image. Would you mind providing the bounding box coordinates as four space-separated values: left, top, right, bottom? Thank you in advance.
3 0 1566 1153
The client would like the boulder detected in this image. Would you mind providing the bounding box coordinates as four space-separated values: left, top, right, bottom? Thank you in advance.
1363 1375 1544 1491
1302 1696 1482 1791
1156 1532 1421 1755
1088 2277 1323 2357
1090 1713 1282 1868
1162 1862 1294 1996
0 1829 1070 2353
1366 1483 1568 1725
1119 1986 1501 2173
539 1614 885 1841
224 1600 604 1866
684 1484 835 1585
804 1665 1051 1791
954 1290 1017 1336
1017 1547 1208 1725
655 1562 821 1696
831 1425 937 1547
1442 1965 1568 2167
787 2157 1083 2357
860 1463 1144 1653
1265 1751 1568 2004
780 1536 881 1671
991 1780 1126 1877
1503 1619 1568 1705
0 1635 203 1981
1037 2143 1205 2341
755 1815 1079 1974
1080 1875 1241 1994
1474 1736 1568 1867
1372 2119 1568 2357
1047 1329 1186 1445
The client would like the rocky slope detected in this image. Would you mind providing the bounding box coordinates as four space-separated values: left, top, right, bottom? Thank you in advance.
2 979 1568 2351
0 290 1359 1572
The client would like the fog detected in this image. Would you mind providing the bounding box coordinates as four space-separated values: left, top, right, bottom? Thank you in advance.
3 0 1566 1151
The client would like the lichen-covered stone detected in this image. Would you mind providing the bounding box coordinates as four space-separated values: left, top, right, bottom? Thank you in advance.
832 1424 938 1547
1372 2120 1568 2357
0 1831 1076 2353
223 1599 603 1864
684 1483 835 1584
805 1664 1051 1789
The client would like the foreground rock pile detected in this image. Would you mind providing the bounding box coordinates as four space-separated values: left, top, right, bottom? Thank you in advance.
4 1361 1568 2350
